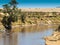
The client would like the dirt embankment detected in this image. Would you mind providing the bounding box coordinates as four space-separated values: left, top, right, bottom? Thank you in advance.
45 26 60 45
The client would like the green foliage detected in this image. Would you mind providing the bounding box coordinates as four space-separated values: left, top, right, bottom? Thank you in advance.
20 14 26 23
52 12 57 16
40 12 45 15
27 21 32 24
1 16 12 30
37 16 40 19
11 15 18 22
9 0 18 6
1 0 18 30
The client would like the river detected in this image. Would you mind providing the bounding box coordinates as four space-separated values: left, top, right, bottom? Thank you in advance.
0 24 58 45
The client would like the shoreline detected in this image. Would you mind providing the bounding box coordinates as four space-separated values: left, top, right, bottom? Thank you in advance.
0 22 59 30
45 31 60 45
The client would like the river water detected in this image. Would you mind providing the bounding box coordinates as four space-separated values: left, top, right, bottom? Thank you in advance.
0 24 58 45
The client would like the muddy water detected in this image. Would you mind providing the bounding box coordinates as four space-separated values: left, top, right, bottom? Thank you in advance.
0 24 58 45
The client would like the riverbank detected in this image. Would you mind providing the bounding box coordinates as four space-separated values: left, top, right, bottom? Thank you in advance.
0 19 59 33
45 30 60 45
0 23 37 30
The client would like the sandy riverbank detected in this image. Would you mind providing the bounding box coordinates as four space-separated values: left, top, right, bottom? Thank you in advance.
45 31 60 45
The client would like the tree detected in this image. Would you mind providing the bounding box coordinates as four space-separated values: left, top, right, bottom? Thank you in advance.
1 0 18 32
20 13 26 23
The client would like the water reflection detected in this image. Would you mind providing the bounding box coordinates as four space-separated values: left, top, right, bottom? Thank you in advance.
19 25 53 33
0 25 58 45
3 32 18 45
18 29 54 45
